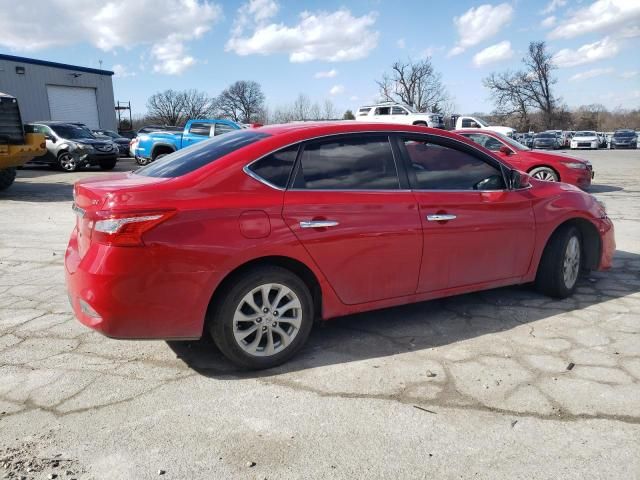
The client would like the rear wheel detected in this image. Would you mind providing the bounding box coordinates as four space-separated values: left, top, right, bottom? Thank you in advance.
58 152 79 172
413 121 428 127
535 225 582 298
99 158 117 170
0 168 17 191
209 266 314 369
529 166 559 182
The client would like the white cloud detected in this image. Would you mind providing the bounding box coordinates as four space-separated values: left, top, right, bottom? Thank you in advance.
472 40 514 67
396 38 406 49
549 0 640 39
541 16 556 28
569 67 614 81
0 0 222 75
227 6 379 62
620 70 638 79
329 85 345 96
231 0 279 37
315 69 338 78
449 3 513 56
541 0 567 15
151 37 196 75
112 64 136 78
553 36 619 67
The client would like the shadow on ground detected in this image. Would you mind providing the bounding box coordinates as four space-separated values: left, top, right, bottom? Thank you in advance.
168 249 640 378
588 184 624 193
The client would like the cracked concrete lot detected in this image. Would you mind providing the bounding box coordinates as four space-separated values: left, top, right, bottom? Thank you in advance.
1 150 639 479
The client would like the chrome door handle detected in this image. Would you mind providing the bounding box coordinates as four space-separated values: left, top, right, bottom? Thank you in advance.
426 214 457 222
299 220 339 229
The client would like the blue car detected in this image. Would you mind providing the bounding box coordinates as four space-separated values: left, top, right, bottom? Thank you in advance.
135 119 241 165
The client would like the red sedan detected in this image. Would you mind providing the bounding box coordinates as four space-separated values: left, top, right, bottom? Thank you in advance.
456 129 593 189
66 123 615 369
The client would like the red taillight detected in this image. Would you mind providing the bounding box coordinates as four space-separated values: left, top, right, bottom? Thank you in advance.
90 210 175 247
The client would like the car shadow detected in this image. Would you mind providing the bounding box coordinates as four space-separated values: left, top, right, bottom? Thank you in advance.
167 249 640 378
588 184 624 193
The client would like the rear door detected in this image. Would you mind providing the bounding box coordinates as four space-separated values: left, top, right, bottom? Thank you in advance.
396 134 535 293
282 133 422 305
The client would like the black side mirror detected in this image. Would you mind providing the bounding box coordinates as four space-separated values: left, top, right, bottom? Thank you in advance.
45 135 55 143
509 169 521 189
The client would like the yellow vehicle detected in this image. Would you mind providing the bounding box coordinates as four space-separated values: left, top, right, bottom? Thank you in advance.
1 92 46 191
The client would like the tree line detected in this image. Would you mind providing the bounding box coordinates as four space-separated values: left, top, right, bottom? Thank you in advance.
137 45 638 131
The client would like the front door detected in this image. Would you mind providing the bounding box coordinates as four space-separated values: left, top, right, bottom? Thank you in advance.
282 134 422 305
396 134 535 293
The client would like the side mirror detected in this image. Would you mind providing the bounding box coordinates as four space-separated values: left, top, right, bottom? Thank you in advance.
509 169 530 190
499 145 513 155
45 135 55 143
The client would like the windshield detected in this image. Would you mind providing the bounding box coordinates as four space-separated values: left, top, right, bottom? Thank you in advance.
474 117 490 127
98 130 119 138
136 130 270 178
497 133 530 151
403 105 417 113
51 125 96 139
535 133 554 138
614 130 635 137
575 131 596 137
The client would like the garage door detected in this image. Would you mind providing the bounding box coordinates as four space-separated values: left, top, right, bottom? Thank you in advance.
46 85 100 128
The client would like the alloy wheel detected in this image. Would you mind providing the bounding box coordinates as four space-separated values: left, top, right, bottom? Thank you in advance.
530 168 558 182
232 283 302 357
58 153 78 172
562 236 580 289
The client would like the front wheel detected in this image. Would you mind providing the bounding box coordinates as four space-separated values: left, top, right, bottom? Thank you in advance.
529 166 559 182
535 225 582 298
0 168 17 191
136 156 151 166
209 266 314 369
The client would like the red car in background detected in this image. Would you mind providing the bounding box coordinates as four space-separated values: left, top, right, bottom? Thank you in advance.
66 123 614 369
457 129 593 190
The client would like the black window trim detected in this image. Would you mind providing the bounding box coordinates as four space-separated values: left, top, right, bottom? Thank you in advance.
288 132 407 192
243 143 302 191
391 133 511 192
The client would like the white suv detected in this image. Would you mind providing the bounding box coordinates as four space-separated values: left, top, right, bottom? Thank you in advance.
356 103 445 129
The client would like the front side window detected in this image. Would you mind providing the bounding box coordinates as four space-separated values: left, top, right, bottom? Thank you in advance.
374 107 391 116
136 130 270 178
293 135 399 190
247 144 298 188
189 123 211 136
392 106 408 115
401 138 505 191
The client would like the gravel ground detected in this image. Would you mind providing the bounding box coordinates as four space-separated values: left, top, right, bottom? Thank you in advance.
1 150 639 480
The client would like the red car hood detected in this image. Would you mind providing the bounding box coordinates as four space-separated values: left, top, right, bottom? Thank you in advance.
520 150 585 164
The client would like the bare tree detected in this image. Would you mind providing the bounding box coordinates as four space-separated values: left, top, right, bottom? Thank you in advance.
292 94 312 121
322 99 337 120
376 58 449 112
484 41 559 129
181 89 215 120
146 89 187 125
214 80 265 123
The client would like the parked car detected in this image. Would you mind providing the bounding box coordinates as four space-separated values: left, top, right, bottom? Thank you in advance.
130 125 184 159
92 129 131 157
570 131 599 150
66 122 615 369
450 114 515 137
532 132 561 149
457 130 593 189
24 122 118 171
134 119 241 166
356 102 445 128
0 92 46 191
609 129 638 149
522 132 535 148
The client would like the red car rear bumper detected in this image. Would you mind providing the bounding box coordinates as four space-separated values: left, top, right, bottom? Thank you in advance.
65 228 215 339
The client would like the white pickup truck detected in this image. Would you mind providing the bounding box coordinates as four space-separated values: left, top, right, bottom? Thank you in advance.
452 115 515 137
356 102 445 129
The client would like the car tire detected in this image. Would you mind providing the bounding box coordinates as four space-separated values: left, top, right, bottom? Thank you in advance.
135 156 151 166
209 266 314 369
529 166 559 182
99 159 117 170
535 225 582 299
413 122 428 127
0 168 17 191
57 152 79 172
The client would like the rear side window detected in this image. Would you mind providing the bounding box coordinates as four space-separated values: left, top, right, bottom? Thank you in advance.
401 138 504 190
357 108 371 116
462 133 503 151
247 144 299 188
136 130 270 178
374 107 391 115
293 135 399 190
214 123 236 136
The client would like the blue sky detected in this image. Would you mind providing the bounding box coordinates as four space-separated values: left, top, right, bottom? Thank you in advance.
1 0 638 116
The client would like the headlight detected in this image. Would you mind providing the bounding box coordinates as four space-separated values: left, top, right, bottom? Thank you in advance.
590 195 607 215
565 162 587 169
